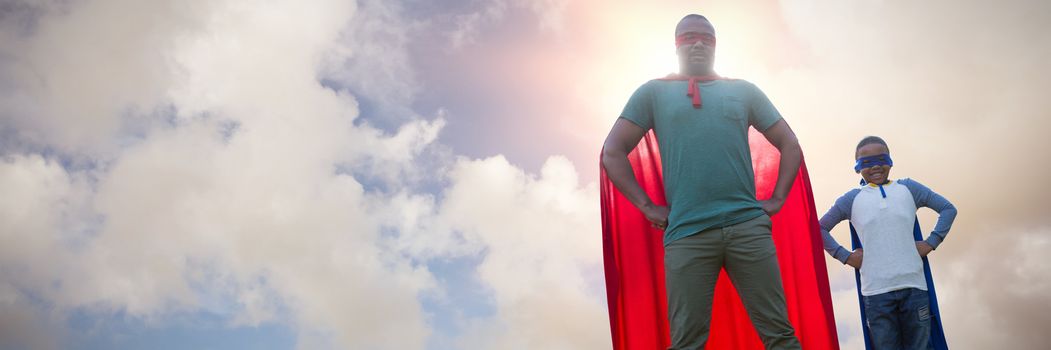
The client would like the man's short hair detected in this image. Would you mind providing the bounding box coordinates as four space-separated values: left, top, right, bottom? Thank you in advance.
680 14 709 23
676 14 715 36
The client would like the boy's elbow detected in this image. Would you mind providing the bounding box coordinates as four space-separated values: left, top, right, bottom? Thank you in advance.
938 198 957 214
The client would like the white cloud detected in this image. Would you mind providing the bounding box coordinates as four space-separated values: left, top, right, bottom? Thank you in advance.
445 0 568 48
0 0 608 349
317 0 422 127
439 155 609 349
935 227 1051 349
4 0 1049 348
0 283 63 350
821 224 1051 350
0 0 208 153
828 285 867 350
0 153 94 350
0 0 433 348
775 1 1051 346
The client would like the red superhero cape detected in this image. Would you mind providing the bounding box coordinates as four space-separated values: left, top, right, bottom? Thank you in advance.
600 129 840 349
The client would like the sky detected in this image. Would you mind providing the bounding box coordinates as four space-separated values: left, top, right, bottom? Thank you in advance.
0 0 1049 349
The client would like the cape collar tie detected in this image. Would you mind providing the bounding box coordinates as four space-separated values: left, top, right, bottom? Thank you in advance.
658 74 726 109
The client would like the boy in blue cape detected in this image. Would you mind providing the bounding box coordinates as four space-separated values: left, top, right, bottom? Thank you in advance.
819 136 957 349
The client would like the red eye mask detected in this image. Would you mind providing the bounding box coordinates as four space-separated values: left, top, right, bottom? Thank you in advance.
675 33 716 48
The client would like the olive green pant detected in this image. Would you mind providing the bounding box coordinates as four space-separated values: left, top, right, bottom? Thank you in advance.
664 214 801 350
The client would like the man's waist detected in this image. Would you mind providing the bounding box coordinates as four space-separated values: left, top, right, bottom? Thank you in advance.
668 206 764 230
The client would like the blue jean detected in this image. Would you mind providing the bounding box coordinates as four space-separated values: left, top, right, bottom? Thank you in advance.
864 288 931 350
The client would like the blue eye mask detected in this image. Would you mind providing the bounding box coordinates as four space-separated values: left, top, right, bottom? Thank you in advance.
855 153 893 173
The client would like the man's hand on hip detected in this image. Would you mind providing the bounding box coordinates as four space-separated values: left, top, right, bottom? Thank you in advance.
760 197 786 216
641 203 670 230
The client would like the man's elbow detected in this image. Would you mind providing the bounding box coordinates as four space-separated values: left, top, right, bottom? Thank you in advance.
601 144 628 168
600 146 618 167
765 121 800 153
778 136 802 155
789 140 802 155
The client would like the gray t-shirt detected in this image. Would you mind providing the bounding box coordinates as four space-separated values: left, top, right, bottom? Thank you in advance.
819 179 957 296
620 79 783 245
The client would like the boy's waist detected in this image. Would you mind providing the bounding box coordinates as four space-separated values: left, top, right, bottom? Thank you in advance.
859 254 924 283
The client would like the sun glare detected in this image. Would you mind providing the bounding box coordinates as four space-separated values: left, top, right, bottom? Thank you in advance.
641 49 679 78
635 27 744 79
587 15 751 137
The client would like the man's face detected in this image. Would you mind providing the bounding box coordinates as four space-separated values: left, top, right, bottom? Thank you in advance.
856 143 892 185
675 18 716 71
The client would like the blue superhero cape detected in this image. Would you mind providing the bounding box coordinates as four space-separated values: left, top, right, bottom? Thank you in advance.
849 220 948 349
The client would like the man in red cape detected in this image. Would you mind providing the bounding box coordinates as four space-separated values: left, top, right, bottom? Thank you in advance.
600 14 839 349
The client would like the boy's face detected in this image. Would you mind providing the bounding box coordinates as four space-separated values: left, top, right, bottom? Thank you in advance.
856 143 891 185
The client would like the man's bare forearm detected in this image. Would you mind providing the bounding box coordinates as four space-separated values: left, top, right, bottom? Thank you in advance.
770 141 802 201
601 148 656 210
760 120 802 203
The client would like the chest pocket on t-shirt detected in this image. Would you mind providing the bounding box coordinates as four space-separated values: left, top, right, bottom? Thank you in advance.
722 96 747 121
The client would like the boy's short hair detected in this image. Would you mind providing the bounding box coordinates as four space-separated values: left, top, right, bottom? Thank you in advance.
855 136 889 158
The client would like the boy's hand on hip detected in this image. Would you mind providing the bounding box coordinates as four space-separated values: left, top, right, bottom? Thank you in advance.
846 249 863 269
760 197 786 216
641 203 670 230
916 242 934 257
